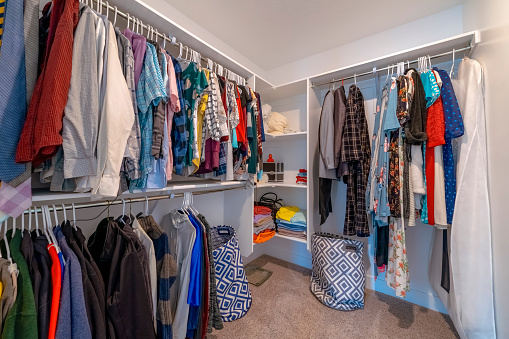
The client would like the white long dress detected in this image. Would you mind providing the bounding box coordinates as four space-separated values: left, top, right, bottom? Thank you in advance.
430 57 496 339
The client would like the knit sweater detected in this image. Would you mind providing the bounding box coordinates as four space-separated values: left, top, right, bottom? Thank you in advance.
404 68 428 144
138 215 178 339
2 230 38 339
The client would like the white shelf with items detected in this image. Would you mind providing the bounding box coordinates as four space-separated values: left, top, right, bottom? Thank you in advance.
263 132 307 142
274 233 308 244
256 182 306 189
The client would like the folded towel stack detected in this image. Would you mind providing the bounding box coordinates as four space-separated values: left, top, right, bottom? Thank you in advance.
296 169 307 185
275 206 307 240
253 206 276 243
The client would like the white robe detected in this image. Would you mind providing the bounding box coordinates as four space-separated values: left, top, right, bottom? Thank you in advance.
430 57 496 339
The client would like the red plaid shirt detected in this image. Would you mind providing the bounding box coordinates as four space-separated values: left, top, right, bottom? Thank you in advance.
16 0 79 166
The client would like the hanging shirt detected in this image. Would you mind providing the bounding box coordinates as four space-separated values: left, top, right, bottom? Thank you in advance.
16 0 79 166
0 0 29 182
186 214 204 339
116 28 142 183
181 62 209 167
54 226 92 339
32 232 52 339
420 70 440 108
436 68 464 224
122 28 147 88
130 43 166 192
91 22 135 199
2 230 38 339
171 56 188 176
165 52 180 181
161 210 196 339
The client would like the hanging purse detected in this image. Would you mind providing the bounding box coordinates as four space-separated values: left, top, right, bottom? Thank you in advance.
310 232 365 310
211 225 252 321
255 192 283 225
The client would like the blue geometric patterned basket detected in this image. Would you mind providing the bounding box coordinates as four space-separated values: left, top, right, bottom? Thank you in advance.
211 225 252 321
311 233 365 310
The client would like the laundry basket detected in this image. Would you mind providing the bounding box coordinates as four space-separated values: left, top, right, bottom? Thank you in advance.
211 226 252 321
310 233 365 310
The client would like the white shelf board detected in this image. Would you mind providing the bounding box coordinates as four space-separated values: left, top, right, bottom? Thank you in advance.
310 31 480 86
257 78 308 102
256 182 307 189
32 180 247 204
263 132 307 142
274 233 308 244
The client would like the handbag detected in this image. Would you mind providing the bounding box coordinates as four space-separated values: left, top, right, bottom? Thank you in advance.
255 192 283 225
211 226 252 321
310 232 365 310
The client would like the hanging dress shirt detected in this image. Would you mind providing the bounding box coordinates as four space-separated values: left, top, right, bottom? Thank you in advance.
16 0 80 166
0 0 29 182
91 22 135 199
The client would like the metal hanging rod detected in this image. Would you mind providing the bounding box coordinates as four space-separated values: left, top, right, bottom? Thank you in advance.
85 0 247 82
23 185 245 215
311 45 472 88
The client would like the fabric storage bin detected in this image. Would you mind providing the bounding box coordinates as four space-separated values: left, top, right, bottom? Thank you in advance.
310 232 365 310
263 162 284 182
211 226 252 321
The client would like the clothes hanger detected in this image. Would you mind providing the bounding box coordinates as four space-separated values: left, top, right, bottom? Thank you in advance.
39 206 52 244
2 221 12 263
34 206 41 236
105 1 109 20
113 6 117 27
21 212 25 235
163 33 166 49
61 204 67 225
129 198 133 217
177 42 183 59
450 49 456 77
11 217 16 239
190 193 199 216
140 20 144 36
48 205 60 247
72 203 78 231
354 74 357 86
126 13 130 30
28 207 32 233
144 196 149 216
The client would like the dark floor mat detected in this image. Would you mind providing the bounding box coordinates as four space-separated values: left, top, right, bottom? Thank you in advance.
245 265 273 286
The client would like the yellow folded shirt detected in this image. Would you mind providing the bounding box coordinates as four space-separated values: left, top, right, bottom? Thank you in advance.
276 206 300 222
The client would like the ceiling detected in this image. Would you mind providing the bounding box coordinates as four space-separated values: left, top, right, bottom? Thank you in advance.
163 0 463 70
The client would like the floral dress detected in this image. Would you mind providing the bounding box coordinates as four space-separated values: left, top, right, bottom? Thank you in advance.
386 129 410 297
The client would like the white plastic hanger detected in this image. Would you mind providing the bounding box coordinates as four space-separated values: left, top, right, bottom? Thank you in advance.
21 212 25 234
354 74 357 86
144 197 149 216
11 217 16 239
39 206 52 244
48 206 60 249
2 221 12 263
34 206 41 236
105 1 109 20
61 204 67 224
126 13 130 30
113 6 117 27
163 33 166 49
28 207 32 233
72 203 78 231
450 49 456 77
140 20 144 36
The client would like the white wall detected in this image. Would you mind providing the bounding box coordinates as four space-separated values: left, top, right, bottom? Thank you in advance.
462 1 509 338
266 6 464 86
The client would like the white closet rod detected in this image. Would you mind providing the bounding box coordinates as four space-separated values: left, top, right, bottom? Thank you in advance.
23 185 245 215
311 45 471 87
87 0 246 81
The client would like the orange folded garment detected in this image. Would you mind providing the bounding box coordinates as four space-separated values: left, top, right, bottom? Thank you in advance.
254 206 272 215
253 229 275 243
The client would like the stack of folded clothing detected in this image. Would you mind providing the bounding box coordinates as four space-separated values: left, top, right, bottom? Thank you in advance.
253 206 276 243
296 169 307 185
275 206 307 240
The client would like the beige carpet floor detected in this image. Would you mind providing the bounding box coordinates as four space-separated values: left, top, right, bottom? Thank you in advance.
209 255 459 339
